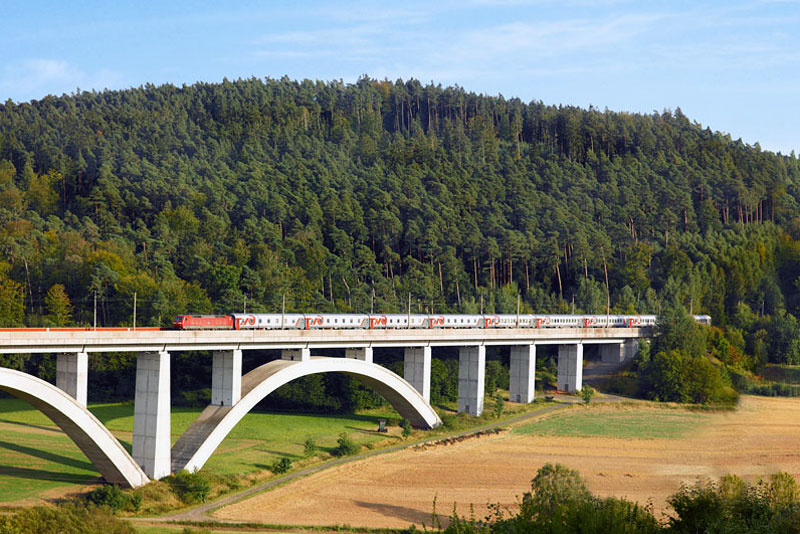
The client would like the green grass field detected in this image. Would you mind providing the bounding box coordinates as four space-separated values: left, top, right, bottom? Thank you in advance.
0 397 403 504
512 407 708 440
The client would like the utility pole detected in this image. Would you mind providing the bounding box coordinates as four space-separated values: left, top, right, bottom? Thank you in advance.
281 294 286 328
480 295 484 315
516 294 520 327
407 292 411 329
133 292 137 331
93 292 97 331
371 287 375 314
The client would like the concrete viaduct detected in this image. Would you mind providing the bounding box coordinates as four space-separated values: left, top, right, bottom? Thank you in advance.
0 327 645 488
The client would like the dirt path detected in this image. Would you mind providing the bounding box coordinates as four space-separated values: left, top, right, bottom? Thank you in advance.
208 396 800 528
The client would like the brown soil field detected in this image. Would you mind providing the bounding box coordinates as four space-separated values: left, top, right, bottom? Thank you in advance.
213 396 800 528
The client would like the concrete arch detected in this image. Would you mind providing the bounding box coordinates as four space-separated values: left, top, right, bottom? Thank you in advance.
0 368 149 488
172 357 441 473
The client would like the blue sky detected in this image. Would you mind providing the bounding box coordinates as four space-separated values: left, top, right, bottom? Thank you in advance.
1 0 798 155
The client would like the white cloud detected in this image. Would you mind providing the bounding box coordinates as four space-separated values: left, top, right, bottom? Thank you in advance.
0 59 124 102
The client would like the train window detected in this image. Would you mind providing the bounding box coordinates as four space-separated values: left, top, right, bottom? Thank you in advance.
335 319 338 324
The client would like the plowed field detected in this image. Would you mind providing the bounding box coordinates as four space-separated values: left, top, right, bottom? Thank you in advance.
214 396 800 528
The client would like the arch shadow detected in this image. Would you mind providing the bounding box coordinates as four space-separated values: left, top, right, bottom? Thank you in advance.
0 368 149 488
172 357 441 473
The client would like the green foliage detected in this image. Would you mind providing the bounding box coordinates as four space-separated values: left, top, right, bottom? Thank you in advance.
440 465 800 533
303 436 317 457
520 462 593 517
667 474 800 533
0 503 134 534
401 418 412 439
85 484 141 512
0 276 24 327
44 283 73 325
581 385 595 404
270 457 292 474
3 76 800 407
166 470 211 504
639 349 734 404
484 360 509 394
333 433 360 457
493 393 505 418
653 297 707 357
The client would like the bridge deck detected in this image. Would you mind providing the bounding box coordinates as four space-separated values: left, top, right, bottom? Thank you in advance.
0 327 649 354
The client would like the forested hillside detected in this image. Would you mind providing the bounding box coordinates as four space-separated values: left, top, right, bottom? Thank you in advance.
2 76 800 398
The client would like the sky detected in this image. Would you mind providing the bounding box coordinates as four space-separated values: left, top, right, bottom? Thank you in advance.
1 0 798 155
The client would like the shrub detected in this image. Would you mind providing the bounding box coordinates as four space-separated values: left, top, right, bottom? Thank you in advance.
0 503 135 533
270 457 292 474
638 349 734 405
493 393 505 418
401 419 412 439
581 386 594 404
303 437 317 457
85 484 141 512
333 433 360 457
167 470 211 504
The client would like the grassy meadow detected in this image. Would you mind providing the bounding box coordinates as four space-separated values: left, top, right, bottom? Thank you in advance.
0 397 404 504
513 405 709 439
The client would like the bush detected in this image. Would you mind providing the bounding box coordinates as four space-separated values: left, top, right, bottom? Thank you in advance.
667 474 800 532
167 470 211 504
85 484 141 512
493 393 505 418
270 457 292 474
303 437 317 456
333 433 360 457
0 503 135 533
581 386 594 404
401 419 412 439
638 349 735 405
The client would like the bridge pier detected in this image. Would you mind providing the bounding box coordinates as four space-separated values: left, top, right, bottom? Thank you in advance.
557 343 583 392
56 352 88 407
599 343 624 363
212 349 242 406
133 351 171 479
458 345 485 416
624 339 639 360
509 344 536 403
346 347 373 363
404 347 431 402
281 348 310 361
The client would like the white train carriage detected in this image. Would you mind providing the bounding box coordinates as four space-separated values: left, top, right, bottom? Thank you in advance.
231 313 307 329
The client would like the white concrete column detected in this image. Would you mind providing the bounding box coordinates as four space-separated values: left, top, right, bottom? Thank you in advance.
599 343 625 363
458 345 485 416
345 347 373 363
557 344 583 393
133 351 171 479
281 348 310 361
623 339 639 360
404 347 431 402
56 352 88 407
212 349 242 406
509 344 536 403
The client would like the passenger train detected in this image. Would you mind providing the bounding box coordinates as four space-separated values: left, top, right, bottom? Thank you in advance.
173 313 712 330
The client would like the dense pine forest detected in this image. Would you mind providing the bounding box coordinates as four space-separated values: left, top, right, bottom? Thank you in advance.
2 76 800 404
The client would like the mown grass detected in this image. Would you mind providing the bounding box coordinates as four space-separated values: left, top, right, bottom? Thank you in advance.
0 397 404 504
513 406 709 440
